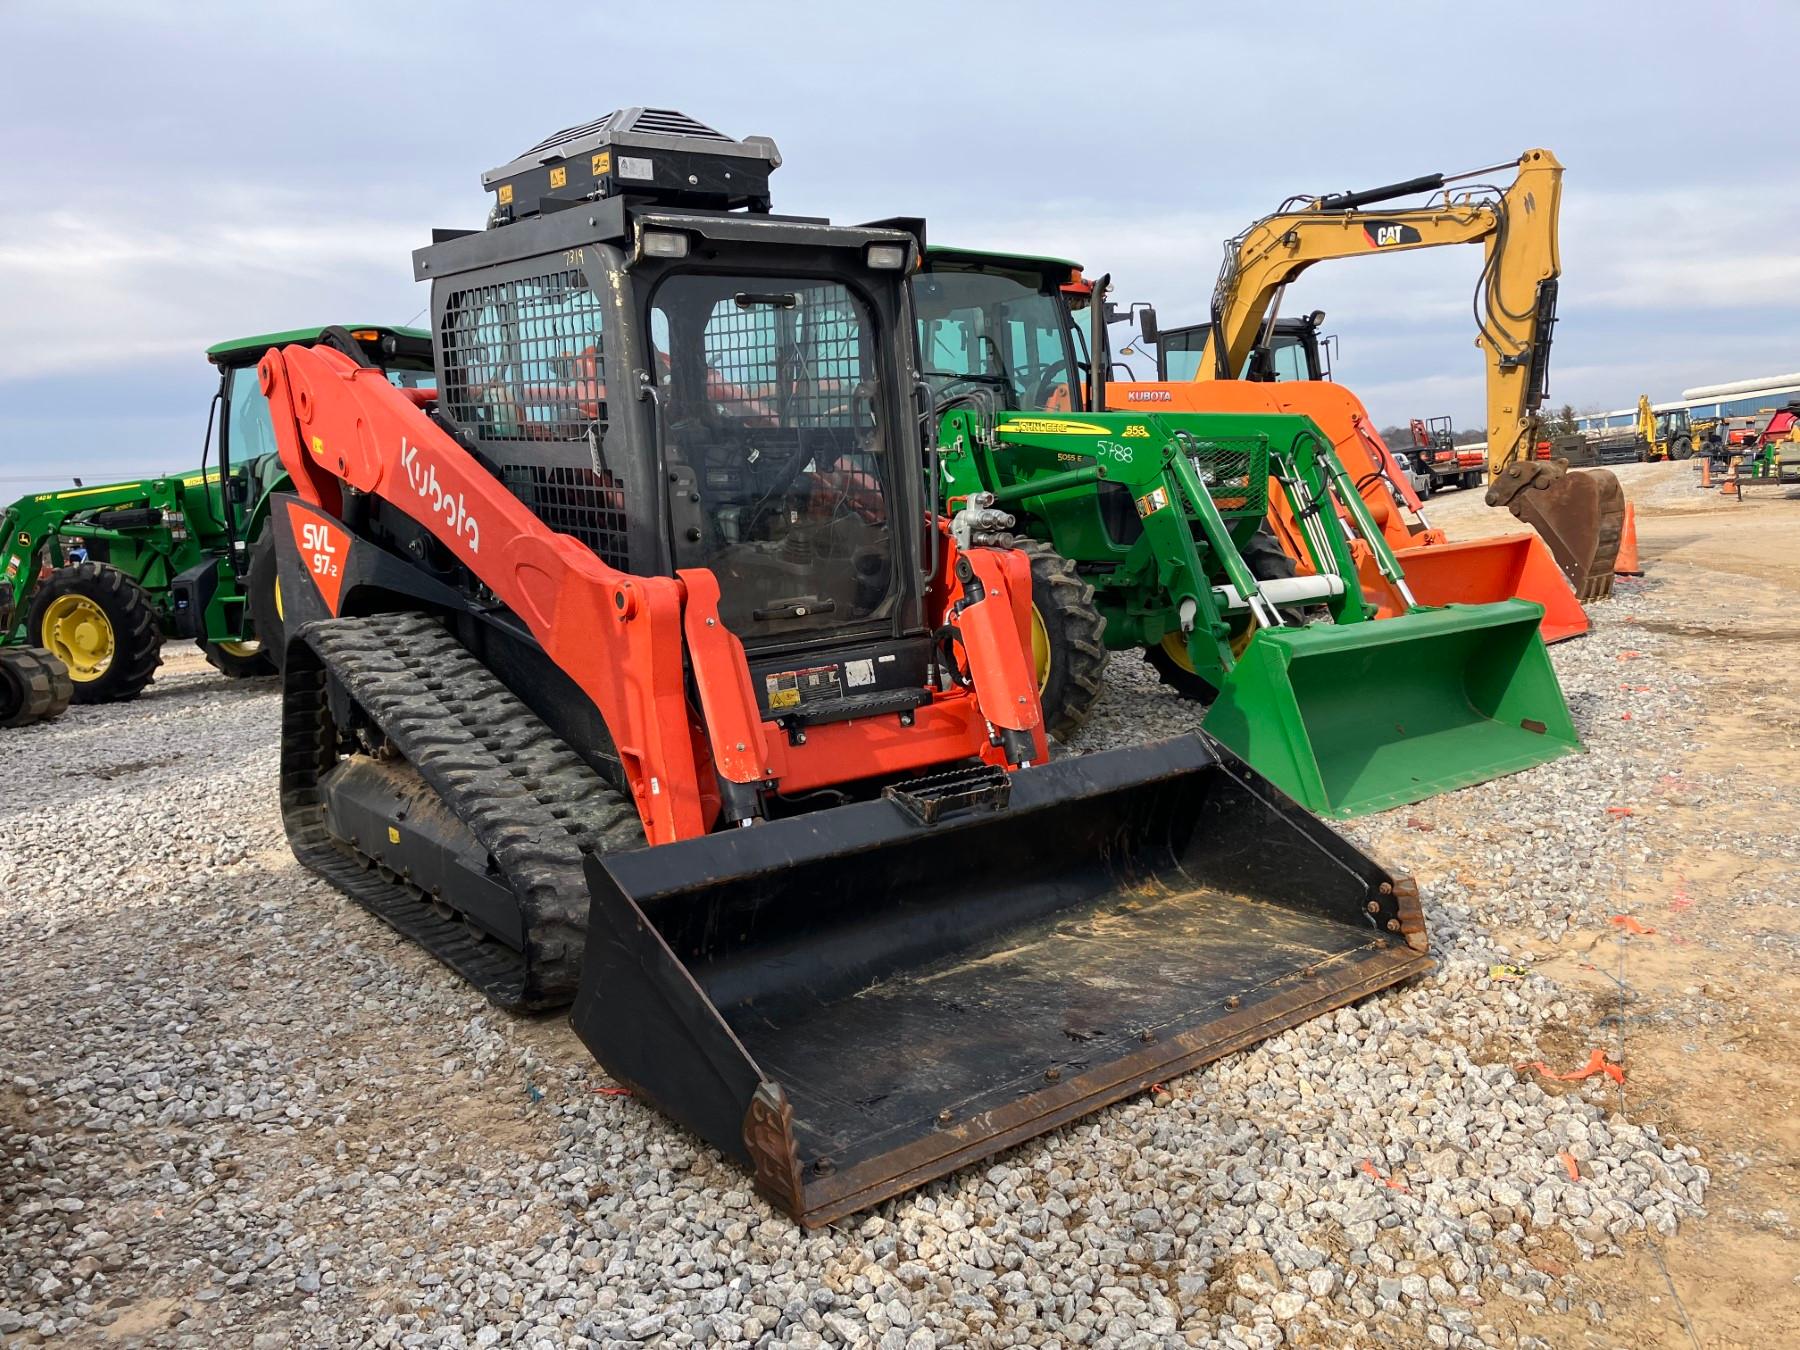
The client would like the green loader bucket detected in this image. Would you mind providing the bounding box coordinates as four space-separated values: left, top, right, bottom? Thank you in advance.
1202 599 1579 818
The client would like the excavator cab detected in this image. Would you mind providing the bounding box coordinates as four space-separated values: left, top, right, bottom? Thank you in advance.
1156 316 1329 384
263 111 1434 1225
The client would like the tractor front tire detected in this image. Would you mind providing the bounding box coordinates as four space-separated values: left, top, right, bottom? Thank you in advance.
201 639 275 679
28 563 163 704
1005 538 1107 742
0 648 73 727
247 526 287 673
1145 529 1298 704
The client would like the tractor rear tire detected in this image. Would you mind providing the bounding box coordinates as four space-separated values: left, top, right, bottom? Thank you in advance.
1004 538 1107 742
0 648 73 727
28 563 163 704
1145 528 1298 704
201 639 275 679
247 525 287 673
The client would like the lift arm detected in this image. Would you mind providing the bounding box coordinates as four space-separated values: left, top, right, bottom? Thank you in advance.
1200 149 1563 475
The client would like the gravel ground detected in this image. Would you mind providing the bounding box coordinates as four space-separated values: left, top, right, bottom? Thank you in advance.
0 467 1776 1348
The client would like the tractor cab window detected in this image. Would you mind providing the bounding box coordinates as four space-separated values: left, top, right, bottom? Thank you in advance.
651 274 897 647
384 364 436 390
225 366 280 468
914 266 1085 412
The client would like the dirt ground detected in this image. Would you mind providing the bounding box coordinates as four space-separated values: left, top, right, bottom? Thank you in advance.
1427 463 1800 1348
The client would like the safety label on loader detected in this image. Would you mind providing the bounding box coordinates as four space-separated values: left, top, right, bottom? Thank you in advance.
764 664 842 711
1135 486 1169 518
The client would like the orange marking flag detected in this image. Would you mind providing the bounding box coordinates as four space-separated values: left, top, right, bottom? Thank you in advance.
1518 1049 1624 1087
1359 1159 1409 1192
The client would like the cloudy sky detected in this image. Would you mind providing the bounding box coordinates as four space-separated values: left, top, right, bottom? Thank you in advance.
3 1 1796 494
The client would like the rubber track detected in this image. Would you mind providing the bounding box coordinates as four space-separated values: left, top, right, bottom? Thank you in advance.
280 612 643 1010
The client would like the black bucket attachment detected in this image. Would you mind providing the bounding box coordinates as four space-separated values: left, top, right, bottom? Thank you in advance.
571 735 1431 1226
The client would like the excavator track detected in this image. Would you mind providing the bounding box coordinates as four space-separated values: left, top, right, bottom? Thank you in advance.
279 612 643 1010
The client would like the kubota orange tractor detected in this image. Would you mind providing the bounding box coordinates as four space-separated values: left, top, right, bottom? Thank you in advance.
256 110 1432 1226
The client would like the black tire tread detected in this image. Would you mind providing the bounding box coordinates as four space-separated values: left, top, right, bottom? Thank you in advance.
27 562 163 704
201 639 276 679
0 647 73 727
1003 537 1107 741
247 525 287 673
1144 529 1298 702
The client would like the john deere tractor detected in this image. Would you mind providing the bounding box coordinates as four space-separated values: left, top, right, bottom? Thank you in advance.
1 325 432 704
917 248 1579 817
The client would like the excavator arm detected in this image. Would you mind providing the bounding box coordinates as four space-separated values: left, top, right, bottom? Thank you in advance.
1192 148 1621 601
1203 149 1563 475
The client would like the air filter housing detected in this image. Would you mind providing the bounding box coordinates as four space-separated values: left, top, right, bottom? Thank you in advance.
483 108 781 224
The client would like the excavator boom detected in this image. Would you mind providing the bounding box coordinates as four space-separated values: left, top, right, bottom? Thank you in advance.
1148 147 1623 605
1205 150 1563 479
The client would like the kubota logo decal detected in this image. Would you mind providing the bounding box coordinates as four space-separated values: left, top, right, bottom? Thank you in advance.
1126 390 1172 402
399 438 481 553
285 501 348 615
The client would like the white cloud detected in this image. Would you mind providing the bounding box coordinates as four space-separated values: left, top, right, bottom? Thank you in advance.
0 193 436 382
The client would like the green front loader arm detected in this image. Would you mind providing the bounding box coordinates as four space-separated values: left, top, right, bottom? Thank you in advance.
932 402 1579 817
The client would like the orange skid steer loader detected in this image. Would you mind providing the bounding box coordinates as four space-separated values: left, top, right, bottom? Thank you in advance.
260 110 1431 1225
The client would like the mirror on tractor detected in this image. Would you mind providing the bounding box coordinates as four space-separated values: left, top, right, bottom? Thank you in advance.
1105 300 1159 345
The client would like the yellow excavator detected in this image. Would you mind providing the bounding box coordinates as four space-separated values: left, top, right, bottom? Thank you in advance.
1118 148 1625 603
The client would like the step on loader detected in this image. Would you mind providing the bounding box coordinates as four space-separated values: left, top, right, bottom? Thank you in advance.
260 110 1433 1226
917 249 1579 818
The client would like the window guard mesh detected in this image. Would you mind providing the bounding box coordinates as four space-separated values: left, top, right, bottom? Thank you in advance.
441 269 606 443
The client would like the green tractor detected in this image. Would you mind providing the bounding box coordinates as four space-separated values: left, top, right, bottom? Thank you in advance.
1 324 432 704
916 248 1580 817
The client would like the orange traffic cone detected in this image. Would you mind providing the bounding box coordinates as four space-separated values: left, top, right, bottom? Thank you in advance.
1699 457 1712 488
1614 502 1644 577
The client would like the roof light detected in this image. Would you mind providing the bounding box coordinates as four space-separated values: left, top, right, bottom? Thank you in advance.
641 229 690 259
866 243 907 271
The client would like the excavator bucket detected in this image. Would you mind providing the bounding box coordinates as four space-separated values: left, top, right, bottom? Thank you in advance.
1487 461 1626 602
1362 536 1590 644
570 737 1432 1227
1201 600 1579 818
